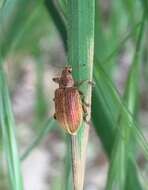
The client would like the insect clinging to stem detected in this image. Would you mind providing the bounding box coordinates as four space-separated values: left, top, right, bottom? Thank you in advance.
53 66 90 135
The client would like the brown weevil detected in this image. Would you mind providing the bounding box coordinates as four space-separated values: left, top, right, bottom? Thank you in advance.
53 66 88 135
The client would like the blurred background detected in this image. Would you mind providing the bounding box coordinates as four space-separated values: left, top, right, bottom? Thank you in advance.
0 0 148 190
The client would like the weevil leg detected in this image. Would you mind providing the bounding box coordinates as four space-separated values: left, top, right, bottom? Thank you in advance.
53 113 57 120
53 98 55 101
83 113 91 125
75 80 95 87
82 97 91 125
79 90 90 107
83 113 88 120
88 80 95 86
75 80 86 87
53 77 60 83
82 103 87 113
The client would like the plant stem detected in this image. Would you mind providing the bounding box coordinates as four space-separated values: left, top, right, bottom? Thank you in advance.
71 135 82 190
45 1 95 189
67 1 95 189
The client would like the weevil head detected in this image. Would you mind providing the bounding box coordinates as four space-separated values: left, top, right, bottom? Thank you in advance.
59 66 74 88
62 66 72 75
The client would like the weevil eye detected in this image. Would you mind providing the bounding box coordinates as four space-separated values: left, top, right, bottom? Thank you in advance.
68 69 72 73
67 67 72 73
63 66 72 74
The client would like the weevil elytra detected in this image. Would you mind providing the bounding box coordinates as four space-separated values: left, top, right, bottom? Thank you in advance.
53 66 88 135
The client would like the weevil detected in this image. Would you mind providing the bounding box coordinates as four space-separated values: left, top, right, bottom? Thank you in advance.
53 66 88 135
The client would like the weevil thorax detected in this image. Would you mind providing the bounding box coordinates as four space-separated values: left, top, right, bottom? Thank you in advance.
59 66 74 88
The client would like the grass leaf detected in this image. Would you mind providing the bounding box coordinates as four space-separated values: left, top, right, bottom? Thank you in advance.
105 10 147 190
67 1 95 189
0 61 24 190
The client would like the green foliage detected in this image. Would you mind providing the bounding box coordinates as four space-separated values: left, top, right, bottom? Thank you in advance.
105 12 146 187
0 0 148 190
0 0 54 189
0 0 52 57
0 63 23 190
92 3 148 190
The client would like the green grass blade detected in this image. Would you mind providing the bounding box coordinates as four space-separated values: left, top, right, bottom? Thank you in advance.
93 60 148 190
93 58 148 189
67 1 95 189
62 135 73 190
105 11 146 190
45 0 67 50
57 0 67 23
93 76 116 153
0 0 42 57
103 22 141 66
47 0 95 189
125 157 143 190
0 0 6 8
0 62 24 190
